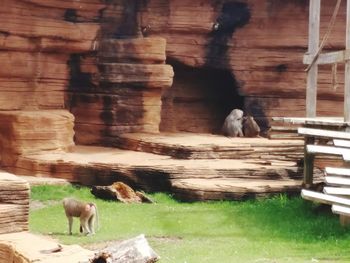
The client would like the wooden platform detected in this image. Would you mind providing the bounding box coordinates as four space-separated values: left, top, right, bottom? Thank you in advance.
7 133 323 201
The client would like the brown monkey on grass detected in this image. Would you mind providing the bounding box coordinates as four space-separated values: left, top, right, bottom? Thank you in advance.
62 197 99 235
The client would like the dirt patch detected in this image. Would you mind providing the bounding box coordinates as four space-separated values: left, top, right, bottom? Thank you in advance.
30 200 61 211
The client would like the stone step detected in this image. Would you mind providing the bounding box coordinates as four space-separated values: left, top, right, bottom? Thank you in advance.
0 232 93 263
113 132 304 161
9 144 323 201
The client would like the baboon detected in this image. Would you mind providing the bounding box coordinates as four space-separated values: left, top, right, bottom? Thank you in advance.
62 198 98 235
222 109 244 137
243 115 260 137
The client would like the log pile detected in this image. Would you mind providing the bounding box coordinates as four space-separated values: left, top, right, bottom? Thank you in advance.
0 171 29 234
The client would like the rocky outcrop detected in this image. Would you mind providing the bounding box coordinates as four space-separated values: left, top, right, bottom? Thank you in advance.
0 110 74 168
69 37 174 145
0 171 29 234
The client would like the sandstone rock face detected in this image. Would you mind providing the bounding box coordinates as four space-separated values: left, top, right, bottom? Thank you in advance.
0 110 75 168
0 0 346 150
0 0 103 165
69 36 174 145
0 172 29 234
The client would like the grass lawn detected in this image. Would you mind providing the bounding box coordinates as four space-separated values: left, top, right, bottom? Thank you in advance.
30 185 350 263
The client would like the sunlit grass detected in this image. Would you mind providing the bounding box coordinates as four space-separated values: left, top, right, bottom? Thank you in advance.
30 185 350 263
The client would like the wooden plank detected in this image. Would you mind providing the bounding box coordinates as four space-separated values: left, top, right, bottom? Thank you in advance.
324 187 350 195
303 50 350 65
298 127 350 140
301 189 350 206
345 0 350 122
306 145 350 155
325 176 350 186
333 139 350 148
304 137 315 186
332 204 350 216
273 117 350 127
306 0 320 118
325 167 350 177
342 152 350 162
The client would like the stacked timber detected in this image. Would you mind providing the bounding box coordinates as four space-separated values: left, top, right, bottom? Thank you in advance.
0 171 29 234
70 37 174 145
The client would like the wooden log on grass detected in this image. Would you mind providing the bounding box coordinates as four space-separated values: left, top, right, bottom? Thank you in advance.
90 234 159 263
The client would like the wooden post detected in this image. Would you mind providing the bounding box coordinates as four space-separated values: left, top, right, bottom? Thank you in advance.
306 0 321 118
345 0 350 121
303 136 315 187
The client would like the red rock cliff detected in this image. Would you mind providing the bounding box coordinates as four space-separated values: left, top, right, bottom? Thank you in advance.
0 0 347 154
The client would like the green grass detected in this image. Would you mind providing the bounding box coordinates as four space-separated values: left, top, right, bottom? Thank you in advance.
30 185 350 263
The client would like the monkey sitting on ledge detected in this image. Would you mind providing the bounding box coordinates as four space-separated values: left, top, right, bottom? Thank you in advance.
62 197 99 235
222 109 244 137
243 115 261 137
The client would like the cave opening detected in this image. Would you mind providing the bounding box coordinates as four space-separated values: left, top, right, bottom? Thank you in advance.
160 60 244 134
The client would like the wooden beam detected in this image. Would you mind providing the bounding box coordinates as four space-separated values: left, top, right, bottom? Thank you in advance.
324 187 350 195
332 204 350 215
333 139 350 148
306 144 350 155
325 167 350 177
298 127 350 140
301 189 350 206
345 0 350 121
306 0 320 118
304 137 315 187
325 176 350 186
303 50 350 65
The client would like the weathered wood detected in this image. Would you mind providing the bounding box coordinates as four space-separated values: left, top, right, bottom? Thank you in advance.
325 167 350 177
275 117 350 128
324 187 350 195
303 50 350 65
304 137 315 187
345 0 350 121
298 127 350 140
306 0 320 118
332 204 350 216
333 139 350 148
301 189 350 206
325 176 350 186
306 145 350 156
91 234 159 263
91 182 153 203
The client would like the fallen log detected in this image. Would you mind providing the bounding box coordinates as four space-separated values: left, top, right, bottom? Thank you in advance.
91 182 153 203
90 234 159 263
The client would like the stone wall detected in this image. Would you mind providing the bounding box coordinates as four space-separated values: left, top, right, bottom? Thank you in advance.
0 0 347 153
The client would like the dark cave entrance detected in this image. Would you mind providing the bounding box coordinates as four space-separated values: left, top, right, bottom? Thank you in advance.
160 61 244 134
160 1 252 134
